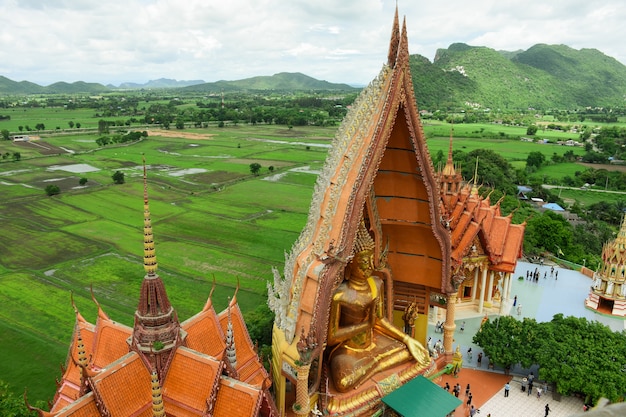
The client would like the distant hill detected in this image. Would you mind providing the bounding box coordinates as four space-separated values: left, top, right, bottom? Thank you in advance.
182 72 356 92
116 78 206 89
410 43 626 110
0 76 46 94
0 72 355 95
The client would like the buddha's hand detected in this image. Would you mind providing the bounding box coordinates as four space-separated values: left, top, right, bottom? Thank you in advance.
403 335 429 365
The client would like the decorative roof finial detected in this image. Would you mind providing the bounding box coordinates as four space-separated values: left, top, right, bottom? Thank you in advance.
471 156 480 195
225 299 238 372
142 155 158 276
387 4 400 67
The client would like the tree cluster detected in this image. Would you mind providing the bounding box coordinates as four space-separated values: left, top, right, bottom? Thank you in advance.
473 314 626 404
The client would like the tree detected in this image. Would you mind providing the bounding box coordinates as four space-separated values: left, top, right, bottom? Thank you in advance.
76 122 81 129
526 125 538 135
536 314 626 404
12 152 20 161
0 380 41 416
112 171 125 184
98 119 109 134
1 129 9 141
45 184 60 196
79 177 88 186
244 303 274 370
249 163 262 176
472 316 536 371
474 314 626 404
68 121 74 128
526 151 546 169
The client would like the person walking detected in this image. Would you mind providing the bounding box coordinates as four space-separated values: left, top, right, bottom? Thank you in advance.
460 321 466 332
466 392 473 407
537 387 542 400
469 405 477 416
504 382 510 397
477 352 482 367
528 380 533 396
465 383 471 397
545 403 551 416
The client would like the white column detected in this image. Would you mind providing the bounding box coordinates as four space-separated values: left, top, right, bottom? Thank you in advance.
471 268 479 301
487 270 494 302
478 267 488 314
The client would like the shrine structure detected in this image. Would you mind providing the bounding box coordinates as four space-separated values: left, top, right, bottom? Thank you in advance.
586 214 626 316
437 134 525 319
29 160 276 417
268 8 525 417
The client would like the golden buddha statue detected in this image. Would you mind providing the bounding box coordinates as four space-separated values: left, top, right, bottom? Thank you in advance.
326 222 430 392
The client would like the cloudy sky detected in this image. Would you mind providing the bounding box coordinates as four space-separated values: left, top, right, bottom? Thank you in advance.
1 0 624 87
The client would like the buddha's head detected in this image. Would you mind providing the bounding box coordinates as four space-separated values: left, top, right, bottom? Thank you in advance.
350 220 376 279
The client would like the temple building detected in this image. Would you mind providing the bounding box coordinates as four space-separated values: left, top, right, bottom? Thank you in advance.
436 134 526 320
585 214 626 316
268 8 525 417
29 160 276 417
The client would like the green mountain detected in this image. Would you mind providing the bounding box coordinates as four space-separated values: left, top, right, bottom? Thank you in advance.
183 72 356 92
0 76 45 94
46 81 110 94
411 43 626 110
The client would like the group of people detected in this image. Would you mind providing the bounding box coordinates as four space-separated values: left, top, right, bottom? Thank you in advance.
443 382 478 415
526 265 559 282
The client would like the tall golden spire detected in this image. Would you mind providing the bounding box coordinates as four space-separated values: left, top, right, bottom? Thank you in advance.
143 155 157 276
442 125 456 176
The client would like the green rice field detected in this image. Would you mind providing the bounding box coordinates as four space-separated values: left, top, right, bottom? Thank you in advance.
0 121 622 403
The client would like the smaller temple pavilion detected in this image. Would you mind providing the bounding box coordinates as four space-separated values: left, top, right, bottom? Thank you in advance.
586 214 626 316
29 159 276 417
436 134 526 320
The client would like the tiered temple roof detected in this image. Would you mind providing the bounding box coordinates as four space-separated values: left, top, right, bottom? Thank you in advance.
33 160 275 417
437 135 525 275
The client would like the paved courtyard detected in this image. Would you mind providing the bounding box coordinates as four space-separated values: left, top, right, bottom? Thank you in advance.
428 261 625 416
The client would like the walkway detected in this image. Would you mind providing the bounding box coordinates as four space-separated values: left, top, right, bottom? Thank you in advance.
427 261 625 416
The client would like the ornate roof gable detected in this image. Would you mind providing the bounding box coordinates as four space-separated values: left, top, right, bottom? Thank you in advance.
272 9 450 350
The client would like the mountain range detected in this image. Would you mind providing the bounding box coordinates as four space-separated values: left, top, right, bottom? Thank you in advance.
410 43 626 109
1 43 625 109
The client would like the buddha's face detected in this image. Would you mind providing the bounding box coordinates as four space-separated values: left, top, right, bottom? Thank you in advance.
351 250 373 279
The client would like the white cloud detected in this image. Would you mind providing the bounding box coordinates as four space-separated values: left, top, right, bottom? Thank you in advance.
0 0 624 86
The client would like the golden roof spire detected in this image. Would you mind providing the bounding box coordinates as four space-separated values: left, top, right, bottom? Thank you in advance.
151 369 166 417
616 212 626 247
442 125 456 176
471 156 480 196
143 155 158 276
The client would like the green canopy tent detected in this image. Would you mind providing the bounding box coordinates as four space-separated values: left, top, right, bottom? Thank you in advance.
381 376 462 417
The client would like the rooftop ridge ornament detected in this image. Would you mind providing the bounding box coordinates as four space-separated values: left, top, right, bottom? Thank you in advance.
387 5 400 67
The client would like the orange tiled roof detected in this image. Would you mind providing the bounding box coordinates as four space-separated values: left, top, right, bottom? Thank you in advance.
90 352 152 416
162 346 222 413
91 318 132 369
213 377 262 417
53 393 99 417
181 303 226 358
